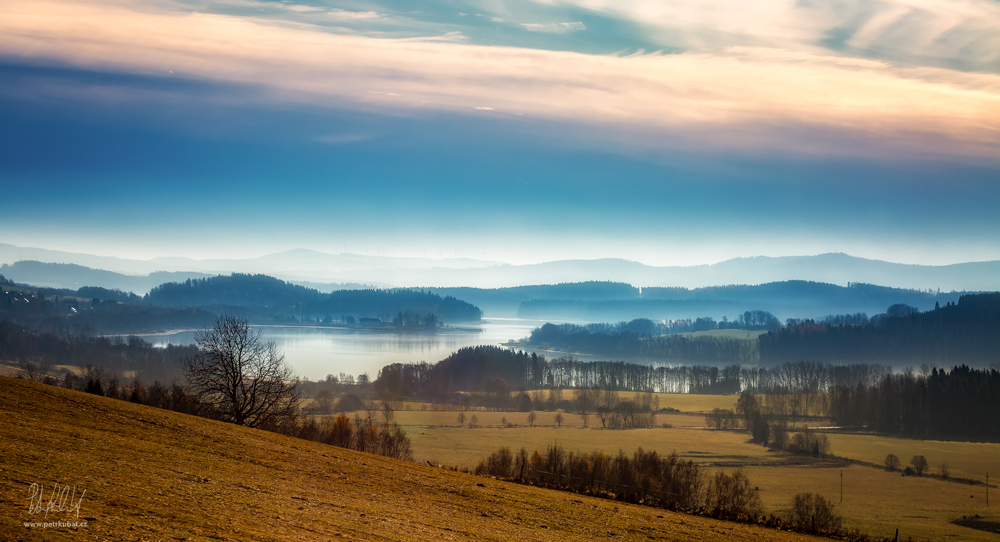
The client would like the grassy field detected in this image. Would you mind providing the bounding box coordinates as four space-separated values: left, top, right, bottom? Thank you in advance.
825 433 1000 482
407 426 783 469
748 463 995 541
7 371 997 540
348 409 1000 541
0 376 824 542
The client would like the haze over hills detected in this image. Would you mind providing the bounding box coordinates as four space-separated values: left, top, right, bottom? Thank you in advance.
2 243 999 292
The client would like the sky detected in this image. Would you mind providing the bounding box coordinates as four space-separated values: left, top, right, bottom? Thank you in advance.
0 0 998 267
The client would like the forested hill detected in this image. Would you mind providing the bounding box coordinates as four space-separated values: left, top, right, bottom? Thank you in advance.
0 260 212 292
147 273 318 308
758 293 1000 366
427 281 638 316
509 293 999 367
146 274 483 323
432 280 965 320
1 274 482 334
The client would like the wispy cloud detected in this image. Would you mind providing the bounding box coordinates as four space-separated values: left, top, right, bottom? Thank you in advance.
533 0 1000 70
325 9 381 21
521 22 586 33
1 0 997 161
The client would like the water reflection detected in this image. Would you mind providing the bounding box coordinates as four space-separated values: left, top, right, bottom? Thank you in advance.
146 318 563 380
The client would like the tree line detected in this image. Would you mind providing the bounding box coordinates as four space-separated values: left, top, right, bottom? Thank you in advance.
828 364 1000 438
1 274 483 335
524 321 760 363
373 346 897 405
516 293 999 367
0 286 217 335
758 293 1000 365
0 320 197 382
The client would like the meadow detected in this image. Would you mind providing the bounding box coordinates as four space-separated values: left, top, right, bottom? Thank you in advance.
330 398 1000 541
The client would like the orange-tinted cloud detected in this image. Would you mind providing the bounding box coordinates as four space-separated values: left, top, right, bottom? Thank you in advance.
2 0 998 160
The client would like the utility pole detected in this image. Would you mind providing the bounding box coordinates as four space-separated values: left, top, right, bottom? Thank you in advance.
988 472 990 506
840 470 843 503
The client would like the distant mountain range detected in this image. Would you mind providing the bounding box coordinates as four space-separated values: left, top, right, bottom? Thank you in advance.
1 243 998 292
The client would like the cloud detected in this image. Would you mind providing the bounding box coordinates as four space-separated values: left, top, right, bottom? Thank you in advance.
474 106 494 110
533 0 1000 70
491 17 505 23
521 22 586 33
284 5 323 13
325 9 380 21
0 0 997 161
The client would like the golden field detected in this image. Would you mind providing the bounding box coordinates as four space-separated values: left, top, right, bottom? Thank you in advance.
1 376 825 542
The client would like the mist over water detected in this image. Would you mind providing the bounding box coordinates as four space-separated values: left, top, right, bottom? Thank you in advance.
146 318 603 380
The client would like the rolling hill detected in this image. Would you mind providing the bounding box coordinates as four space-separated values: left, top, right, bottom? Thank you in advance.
0 376 817 541
3 243 999 291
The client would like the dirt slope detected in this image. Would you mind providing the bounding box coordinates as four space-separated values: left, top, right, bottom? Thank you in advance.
0 376 817 541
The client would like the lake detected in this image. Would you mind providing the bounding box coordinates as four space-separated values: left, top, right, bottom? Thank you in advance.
145 318 603 380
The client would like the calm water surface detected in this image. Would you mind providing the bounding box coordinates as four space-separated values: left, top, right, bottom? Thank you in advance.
145 318 597 380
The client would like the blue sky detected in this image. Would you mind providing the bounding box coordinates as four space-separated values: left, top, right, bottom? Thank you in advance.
1 0 998 266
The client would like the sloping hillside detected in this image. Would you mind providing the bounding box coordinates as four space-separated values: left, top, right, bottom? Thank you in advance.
0 376 816 541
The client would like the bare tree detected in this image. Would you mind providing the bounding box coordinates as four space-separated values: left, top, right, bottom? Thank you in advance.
554 412 564 428
527 411 537 427
457 411 466 425
469 414 478 428
884 453 900 471
18 361 44 383
380 398 401 425
362 400 379 422
910 455 928 476
184 315 299 428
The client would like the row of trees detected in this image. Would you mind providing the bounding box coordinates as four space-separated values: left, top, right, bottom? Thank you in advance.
373 346 897 404
474 444 751 512
474 443 843 532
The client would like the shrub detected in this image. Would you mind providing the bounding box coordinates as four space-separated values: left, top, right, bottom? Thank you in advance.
475 446 514 478
790 492 841 531
705 469 761 517
768 423 787 450
326 414 353 448
335 394 364 412
787 428 831 456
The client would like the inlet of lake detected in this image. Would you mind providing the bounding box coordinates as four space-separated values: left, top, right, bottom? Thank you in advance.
144 318 606 381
